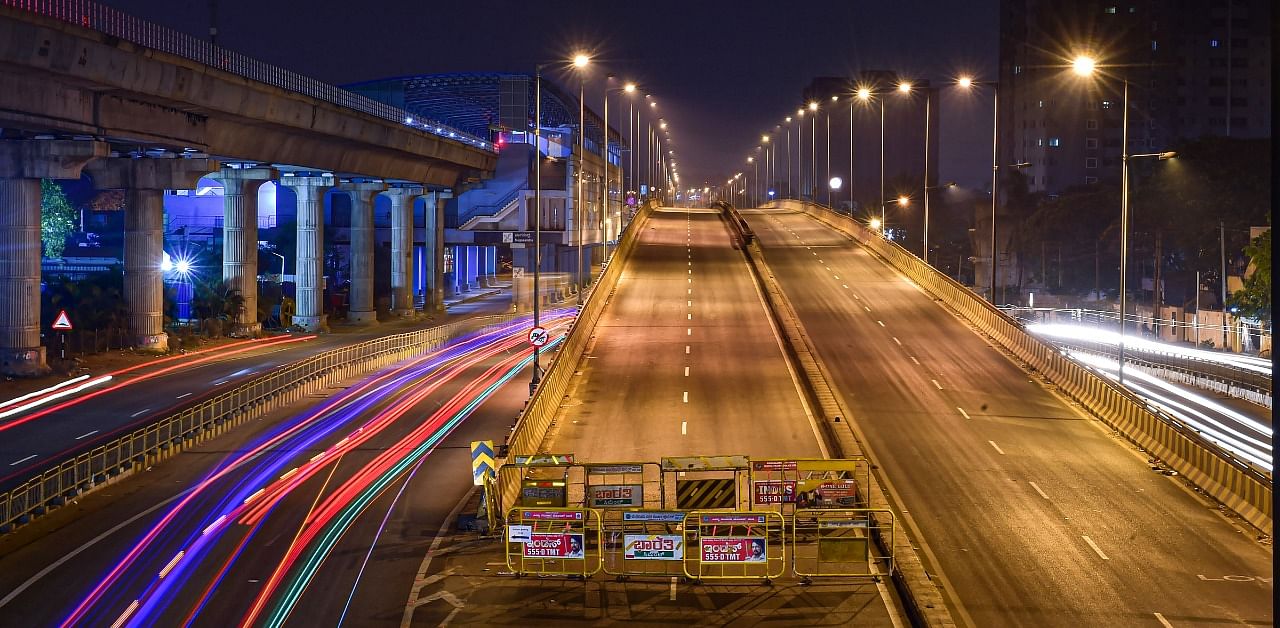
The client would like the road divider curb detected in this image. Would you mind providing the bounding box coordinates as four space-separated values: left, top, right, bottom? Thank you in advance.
734 215 956 628
773 199 1272 534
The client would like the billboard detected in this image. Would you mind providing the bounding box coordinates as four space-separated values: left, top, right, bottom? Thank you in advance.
752 479 859 507
587 484 644 508
624 534 684 560
700 537 767 563
523 533 585 558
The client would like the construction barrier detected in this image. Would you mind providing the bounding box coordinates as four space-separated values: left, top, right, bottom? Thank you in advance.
662 456 751 511
601 510 689 578
682 510 787 582
505 507 603 577
580 462 664 516
791 508 895 580
772 199 1272 533
748 458 870 517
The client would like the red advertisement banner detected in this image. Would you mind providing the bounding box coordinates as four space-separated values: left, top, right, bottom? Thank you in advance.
700 536 767 563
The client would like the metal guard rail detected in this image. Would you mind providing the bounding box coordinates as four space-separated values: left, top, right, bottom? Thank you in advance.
0 312 519 532
1 0 493 151
777 199 1271 530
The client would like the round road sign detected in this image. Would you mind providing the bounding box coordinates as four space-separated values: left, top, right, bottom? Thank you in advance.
528 326 550 347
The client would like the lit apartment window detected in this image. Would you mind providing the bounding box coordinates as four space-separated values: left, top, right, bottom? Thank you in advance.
1085 138 1098 149
1210 39 1219 48
1151 40 1158 51
1037 138 1044 146
1085 176 1099 184
1086 119 1099 130
1104 6 1116 13
1038 100 1044 108
1085 158 1099 169
1048 138 1061 147
1101 100 1113 109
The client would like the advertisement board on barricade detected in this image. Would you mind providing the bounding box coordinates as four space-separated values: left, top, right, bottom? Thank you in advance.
601 509 689 578
587 484 644 508
682 510 786 581
748 458 869 516
505 507 602 577
791 508 895 580
580 462 663 513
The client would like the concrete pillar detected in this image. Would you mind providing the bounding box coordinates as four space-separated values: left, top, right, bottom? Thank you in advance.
383 186 422 317
0 140 106 376
280 176 334 332
424 192 448 313
212 167 276 336
339 181 386 325
88 157 215 353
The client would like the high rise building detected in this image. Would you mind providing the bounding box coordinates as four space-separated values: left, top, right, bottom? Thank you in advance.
998 0 1270 195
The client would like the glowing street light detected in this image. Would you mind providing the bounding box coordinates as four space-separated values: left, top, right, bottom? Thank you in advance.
1071 55 1097 77
573 53 590 68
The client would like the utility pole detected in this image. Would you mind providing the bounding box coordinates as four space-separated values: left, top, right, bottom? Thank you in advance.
208 0 218 45
1220 221 1228 350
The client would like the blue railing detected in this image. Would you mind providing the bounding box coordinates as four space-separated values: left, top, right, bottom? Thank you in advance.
2 0 494 152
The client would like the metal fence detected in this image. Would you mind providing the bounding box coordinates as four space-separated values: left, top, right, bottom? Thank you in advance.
1 0 492 151
776 199 1272 531
0 312 518 532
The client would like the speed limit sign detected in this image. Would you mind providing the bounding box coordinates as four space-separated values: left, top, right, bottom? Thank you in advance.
528 326 549 347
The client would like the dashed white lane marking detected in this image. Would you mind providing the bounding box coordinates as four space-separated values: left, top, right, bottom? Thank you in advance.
892 337 901 345
684 366 690 377
842 284 850 289
1082 536 1110 560
212 380 228 386
833 275 840 280
688 300 692 307
931 379 943 390
863 306 871 312
688 278 692 283
130 408 151 418
687 269 691 274
680 421 687 436
688 288 692 294
687 313 692 320
9 454 37 466
957 406 971 420
687 328 692 335
682 391 689 403
988 440 1006 455
176 392 193 399
1029 482 1050 500
877 320 885 327
1153 613 1173 628
75 430 99 440
910 356 920 365
685 345 690 354
853 294 860 300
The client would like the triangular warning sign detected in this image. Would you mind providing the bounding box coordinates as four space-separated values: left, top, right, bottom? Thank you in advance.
51 310 73 331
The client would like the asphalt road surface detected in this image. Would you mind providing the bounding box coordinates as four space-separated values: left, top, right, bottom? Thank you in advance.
742 206 1272 628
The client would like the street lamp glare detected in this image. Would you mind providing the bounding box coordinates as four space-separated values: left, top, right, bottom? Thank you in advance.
797 108 804 116
785 116 792 123
808 101 818 111
1159 151 1177 160
898 82 912 93
869 218 882 231
897 195 910 206
624 82 636 92
572 53 590 68
831 95 838 102
1071 55 1097 77
762 135 770 143
747 156 754 163
829 177 843 190
957 76 973 89
856 88 872 100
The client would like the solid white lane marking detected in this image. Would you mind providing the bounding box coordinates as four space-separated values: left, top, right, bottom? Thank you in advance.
682 391 688 403
9 454 37 466
1153 613 1173 628
176 392 193 399
877 320 885 327
988 440 1006 455
957 406 971 420
75 430 99 440
680 421 687 435
684 366 689 377
1029 482 1050 500
910 356 920 365
931 379 943 390
130 408 151 418
892 337 902 345
1082 536 1110 560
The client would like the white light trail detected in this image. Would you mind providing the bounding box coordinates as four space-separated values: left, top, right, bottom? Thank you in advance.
1028 323 1272 376
0 375 113 420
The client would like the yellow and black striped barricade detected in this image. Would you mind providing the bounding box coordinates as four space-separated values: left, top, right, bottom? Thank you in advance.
578 462 665 519
601 509 689 579
748 458 870 517
791 508 895 581
682 511 787 583
505 507 603 577
662 455 751 511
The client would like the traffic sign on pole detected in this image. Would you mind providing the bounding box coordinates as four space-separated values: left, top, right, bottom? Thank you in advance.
528 326 549 347
51 310 73 331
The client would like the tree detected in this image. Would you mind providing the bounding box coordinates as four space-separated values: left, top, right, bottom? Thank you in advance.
41 179 77 258
1228 228 1271 322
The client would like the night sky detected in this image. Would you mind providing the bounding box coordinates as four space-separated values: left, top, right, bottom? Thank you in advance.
101 0 998 189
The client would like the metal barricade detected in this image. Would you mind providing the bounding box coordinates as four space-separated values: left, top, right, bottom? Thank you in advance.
661 456 752 511
494 455 575 513
504 507 603 577
601 510 689 579
748 458 870 517
682 511 786 582
791 508 895 580
579 462 664 514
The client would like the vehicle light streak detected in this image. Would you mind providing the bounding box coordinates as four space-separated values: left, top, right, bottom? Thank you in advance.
1029 323 1272 376
0 374 91 409
61 314 572 626
0 375 112 420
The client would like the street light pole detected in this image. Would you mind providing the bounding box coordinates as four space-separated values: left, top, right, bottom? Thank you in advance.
810 104 817 201
1118 78 1130 383
576 71 586 305
825 105 831 206
923 89 931 262
531 63 545 391
786 117 793 198
989 82 999 304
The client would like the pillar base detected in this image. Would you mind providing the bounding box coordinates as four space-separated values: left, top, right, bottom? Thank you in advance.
135 332 169 353
348 310 378 325
294 315 328 333
393 309 415 318
1 346 49 377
